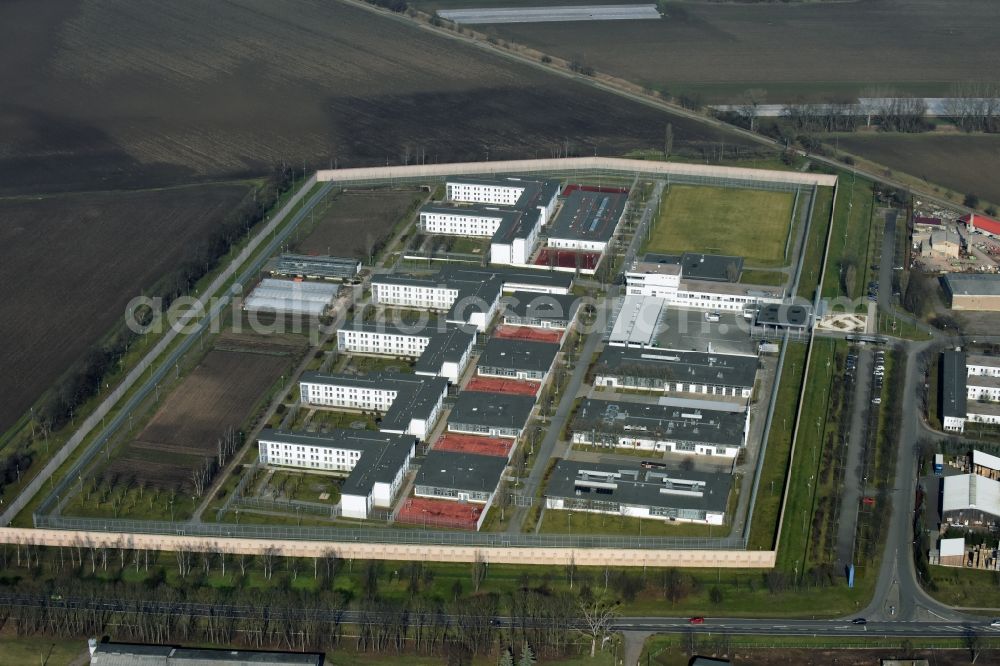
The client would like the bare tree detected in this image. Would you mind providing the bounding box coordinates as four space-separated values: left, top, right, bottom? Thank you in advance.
737 88 768 132
471 551 487 592
577 595 620 657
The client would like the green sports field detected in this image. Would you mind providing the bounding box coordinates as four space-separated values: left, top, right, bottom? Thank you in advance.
647 185 796 266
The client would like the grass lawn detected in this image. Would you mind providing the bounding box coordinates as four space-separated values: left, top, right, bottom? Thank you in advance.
821 174 876 301
740 269 788 287
346 354 415 374
796 185 834 301
926 565 1000 609
306 408 378 432
0 636 87 665
646 185 795 266
265 470 342 504
450 235 490 255
747 342 807 551
538 507 723 538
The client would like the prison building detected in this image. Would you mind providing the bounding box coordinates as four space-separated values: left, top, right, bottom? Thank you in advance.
447 390 536 439
624 260 682 299
299 371 448 440
608 294 664 348
257 428 415 519
414 449 507 507
593 346 758 398
243 278 339 316
544 460 730 525
477 337 559 383
268 253 361 281
942 473 1000 530
501 291 582 332
446 177 560 221
966 353 1000 377
89 642 323 666
546 189 627 252
335 321 475 383
570 398 749 458
625 253 783 311
967 374 1000 402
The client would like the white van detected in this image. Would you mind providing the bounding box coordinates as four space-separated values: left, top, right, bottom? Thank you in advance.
705 312 721 323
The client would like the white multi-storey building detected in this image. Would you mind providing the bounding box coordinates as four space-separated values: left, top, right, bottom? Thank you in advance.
625 257 783 312
446 178 527 207
546 189 627 253
299 372 448 440
257 429 415 520
419 207 507 237
594 346 758 399
335 322 475 383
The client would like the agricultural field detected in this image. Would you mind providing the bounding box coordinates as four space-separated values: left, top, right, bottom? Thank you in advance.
0 0 755 197
294 188 425 259
104 339 301 491
0 183 251 434
645 185 795 266
831 133 1000 206
441 0 1000 103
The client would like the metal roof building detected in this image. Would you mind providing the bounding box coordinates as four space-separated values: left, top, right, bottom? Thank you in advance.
941 350 968 432
268 253 360 280
942 473 1000 527
943 273 1000 311
244 278 339 316
90 642 322 665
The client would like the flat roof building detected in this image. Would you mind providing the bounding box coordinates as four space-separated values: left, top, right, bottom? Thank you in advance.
941 350 968 433
90 643 323 665
570 398 749 458
594 346 758 399
268 253 361 281
942 473 1000 529
754 303 811 330
501 291 583 330
244 278 339 317
448 390 536 439
644 252 744 283
608 295 664 348
477 337 560 383
258 428 415 519
625 253 782 311
544 460 730 525
414 449 507 505
336 320 475 383
943 273 1000 311
299 371 448 440
547 189 628 252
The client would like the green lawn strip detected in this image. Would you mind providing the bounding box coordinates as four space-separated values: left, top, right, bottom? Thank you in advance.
0 637 87 665
924 565 1000 609
795 185 834 300
537 507 720 538
821 175 876 300
645 185 795 266
747 342 807 551
739 269 787 287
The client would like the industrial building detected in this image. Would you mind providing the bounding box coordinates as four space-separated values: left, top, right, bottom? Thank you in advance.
608 295 664 348
593 346 758 398
943 273 1000 311
243 278 339 317
447 390 536 439
971 449 1000 480
89 642 323 665
268 253 361 281
942 473 1000 529
941 350 969 432
414 449 506 506
335 321 476 383
546 189 628 252
299 371 448 440
544 460 730 525
257 428 415 519
570 398 749 458
940 350 1000 432
920 230 962 259
501 291 582 331
476 337 559 383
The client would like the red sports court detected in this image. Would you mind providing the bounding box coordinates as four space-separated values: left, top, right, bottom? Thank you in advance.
434 433 514 459
396 497 482 530
466 376 539 396
534 249 601 270
493 324 564 344
562 184 629 196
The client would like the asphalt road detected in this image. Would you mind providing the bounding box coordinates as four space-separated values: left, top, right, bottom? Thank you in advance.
834 346 869 570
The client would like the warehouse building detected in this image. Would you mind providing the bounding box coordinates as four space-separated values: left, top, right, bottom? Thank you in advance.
943 273 1000 311
608 294 664 348
244 278 340 317
268 253 361 281
414 449 507 506
971 449 1000 480
89 642 323 666
942 473 1000 530
940 350 1000 432
477 337 560 383
257 428 415 519
336 321 476 383
546 189 628 252
447 390 536 439
570 398 749 458
544 460 730 525
593 346 758 398
299 371 447 440
501 291 583 331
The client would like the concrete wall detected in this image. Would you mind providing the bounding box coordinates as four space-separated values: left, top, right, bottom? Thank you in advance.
316 157 837 188
0 528 776 568
950 294 1000 311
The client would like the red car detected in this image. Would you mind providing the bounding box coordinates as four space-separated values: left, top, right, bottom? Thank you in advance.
688 617 705 624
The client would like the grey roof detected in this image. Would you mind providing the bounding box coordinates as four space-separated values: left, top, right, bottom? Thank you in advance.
548 189 627 242
299 371 447 433
944 273 1000 298
502 291 582 324
478 337 559 374
415 325 477 375
447 176 560 210
441 265 573 291
967 374 1000 389
966 353 1000 369
421 203 541 244
596 346 758 389
258 428 414 497
572 399 746 448
754 303 810 328
91 643 322 665
371 273 441 289
941 350 968 420
545 459 730 514
449 390 536 429
269 253 359 280
446 275 504 323
415 449 506 493
644 252 743 282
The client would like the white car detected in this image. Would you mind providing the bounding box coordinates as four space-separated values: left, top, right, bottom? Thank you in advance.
991 619 1000 628
704 312 721 323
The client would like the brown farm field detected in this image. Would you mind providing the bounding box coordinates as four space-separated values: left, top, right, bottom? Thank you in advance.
0 0 755 197
831 133 1000 206
0 183 251 434
106 341 300 490
444 0 1000 102
295 189 425 259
